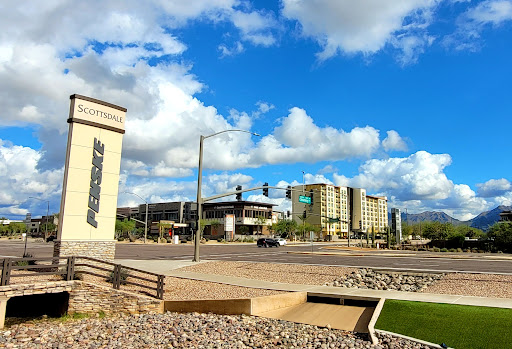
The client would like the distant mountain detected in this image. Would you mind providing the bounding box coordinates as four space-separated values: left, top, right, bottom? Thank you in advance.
467 205 512 231
388 210 461 225
404 211 461 225
387 205 512 231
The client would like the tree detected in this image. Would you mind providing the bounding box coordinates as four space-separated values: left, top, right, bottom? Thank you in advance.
40 222 57 240
402 223 413 239
255 216 268 234
272 219 298 238
488 222 512 252
115 219 136 239
5 222 27 236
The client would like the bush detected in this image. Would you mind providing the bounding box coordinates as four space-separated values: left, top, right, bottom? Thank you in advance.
106 269 129 285
456 248 463 253
440 248 448 252
449 248 456 252
433 247 441 252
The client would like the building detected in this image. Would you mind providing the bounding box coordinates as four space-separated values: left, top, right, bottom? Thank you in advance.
291 183 388 239
202 201 275 238
499 210 512 222
391 208 402 243
116 200 275 239
117 201 197 237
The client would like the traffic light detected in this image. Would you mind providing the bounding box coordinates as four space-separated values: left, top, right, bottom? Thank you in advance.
287 211 291 218
236 185 242 201
303 210 306 219
309 189 314 205
286 186 291 199
263 182 269 197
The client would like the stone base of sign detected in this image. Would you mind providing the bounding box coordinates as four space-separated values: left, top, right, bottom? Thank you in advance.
54 240 116 261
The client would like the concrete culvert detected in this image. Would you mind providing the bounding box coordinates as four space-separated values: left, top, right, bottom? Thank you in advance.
6 292 69 318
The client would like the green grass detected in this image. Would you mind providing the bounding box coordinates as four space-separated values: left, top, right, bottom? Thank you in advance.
58 312 90 322
375 300 512 349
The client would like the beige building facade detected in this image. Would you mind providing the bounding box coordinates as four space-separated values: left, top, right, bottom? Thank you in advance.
292 184 388 238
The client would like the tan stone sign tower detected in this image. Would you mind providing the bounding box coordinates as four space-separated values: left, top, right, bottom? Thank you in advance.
55 94 126 261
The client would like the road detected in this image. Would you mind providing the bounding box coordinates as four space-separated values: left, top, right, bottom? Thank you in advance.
2 240 512 274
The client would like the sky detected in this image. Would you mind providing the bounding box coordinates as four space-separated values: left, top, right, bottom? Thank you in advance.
0 0 511 222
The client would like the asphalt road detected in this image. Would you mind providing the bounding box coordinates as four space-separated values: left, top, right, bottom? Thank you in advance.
2 240 512 274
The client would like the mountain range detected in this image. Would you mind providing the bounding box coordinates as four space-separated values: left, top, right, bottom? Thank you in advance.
390 205 511 231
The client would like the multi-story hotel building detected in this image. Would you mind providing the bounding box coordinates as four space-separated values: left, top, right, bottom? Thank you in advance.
291 184 388 239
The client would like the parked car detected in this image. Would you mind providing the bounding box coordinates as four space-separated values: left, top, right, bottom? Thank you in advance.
275 238 287 246
257 238 279 248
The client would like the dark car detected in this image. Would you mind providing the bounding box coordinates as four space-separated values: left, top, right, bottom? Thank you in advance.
257 238 279 248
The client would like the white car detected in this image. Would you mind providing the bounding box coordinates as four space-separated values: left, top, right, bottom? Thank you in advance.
275 238 287 246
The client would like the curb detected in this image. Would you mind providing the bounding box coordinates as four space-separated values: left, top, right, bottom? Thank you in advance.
375 329 453 349
367 297 385 344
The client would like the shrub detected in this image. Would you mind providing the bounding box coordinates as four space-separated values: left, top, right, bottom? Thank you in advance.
456 248 463 253
449 248 456 252
117 237 125 242
440 248 448 252
106 269 129 285
433 247 441 252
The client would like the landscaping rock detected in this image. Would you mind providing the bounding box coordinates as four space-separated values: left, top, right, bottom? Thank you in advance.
325 268 444 292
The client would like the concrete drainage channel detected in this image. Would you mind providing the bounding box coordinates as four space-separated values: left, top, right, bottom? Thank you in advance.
165 292 383 343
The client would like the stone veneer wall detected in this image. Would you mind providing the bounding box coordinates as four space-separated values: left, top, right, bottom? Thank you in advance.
0 281 163 316
54 240 116 261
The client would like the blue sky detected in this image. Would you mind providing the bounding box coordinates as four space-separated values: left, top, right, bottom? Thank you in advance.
0 0 511 221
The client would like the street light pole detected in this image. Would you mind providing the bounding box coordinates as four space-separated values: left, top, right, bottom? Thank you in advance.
124 192 148 244
193 129 260 262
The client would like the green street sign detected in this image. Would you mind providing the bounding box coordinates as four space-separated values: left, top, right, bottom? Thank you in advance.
328 218 340 223
299 195 311 204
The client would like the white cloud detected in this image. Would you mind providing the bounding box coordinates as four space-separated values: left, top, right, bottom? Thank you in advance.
336 151 454 200
330 150 497 220
477 178 512 197
0 140 63 218
281 0 439 62
466 0 512 24
445 0 512 50
230 9 278 46
382 130 408 152
218 41 245 57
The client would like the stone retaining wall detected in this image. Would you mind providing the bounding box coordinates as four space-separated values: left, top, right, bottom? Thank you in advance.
0 280 163 328
53 240 116 261
68 281 163 315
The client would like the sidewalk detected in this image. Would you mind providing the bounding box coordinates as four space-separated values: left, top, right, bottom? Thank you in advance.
116 259 512 309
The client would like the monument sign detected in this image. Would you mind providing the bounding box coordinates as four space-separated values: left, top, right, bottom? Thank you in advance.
55 94 126 261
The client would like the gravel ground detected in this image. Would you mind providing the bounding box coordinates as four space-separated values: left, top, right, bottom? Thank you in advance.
178 261 512 299
420 272 512 298
164 277 285 300
0 312 433 349
179 261 358 286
